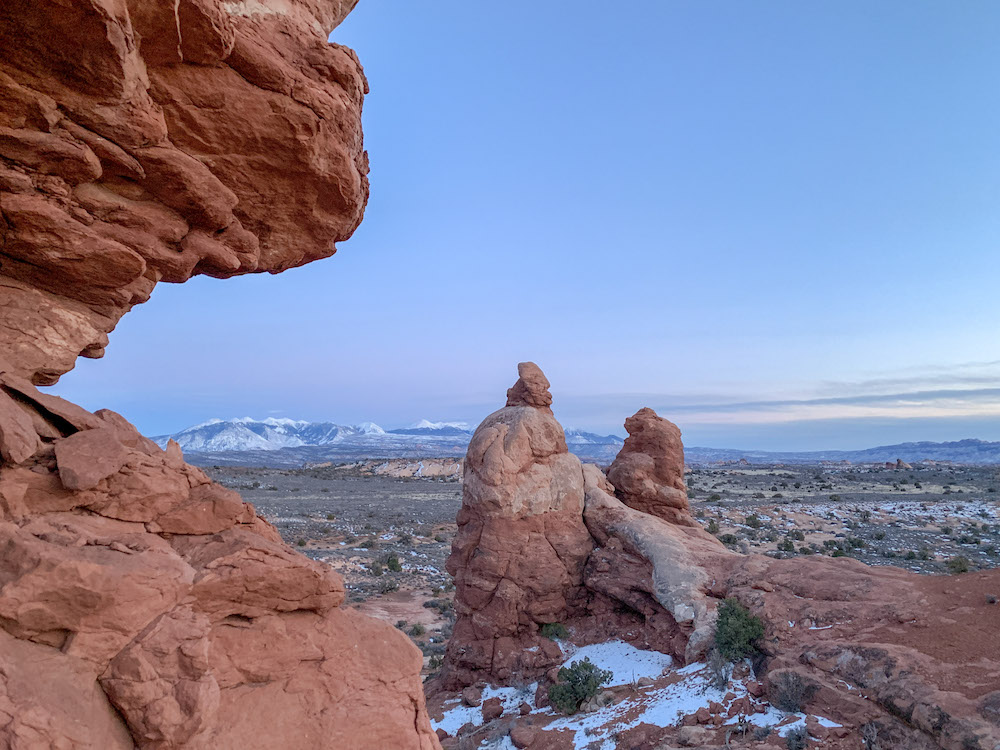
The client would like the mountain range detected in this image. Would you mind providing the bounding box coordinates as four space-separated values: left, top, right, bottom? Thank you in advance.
151 418 1000 468
151 417 626 466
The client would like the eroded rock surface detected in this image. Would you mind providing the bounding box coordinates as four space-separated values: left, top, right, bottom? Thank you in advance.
0 2 438 748
443 362 593 687
441 363 1000 750
606 407 695 526
0 0 368 388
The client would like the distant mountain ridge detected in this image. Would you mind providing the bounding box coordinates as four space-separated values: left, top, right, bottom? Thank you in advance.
685 438 1000 465
150 417 625 466
151 418 1000 467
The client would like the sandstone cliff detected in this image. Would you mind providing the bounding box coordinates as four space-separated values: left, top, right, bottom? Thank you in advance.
0 2 438 748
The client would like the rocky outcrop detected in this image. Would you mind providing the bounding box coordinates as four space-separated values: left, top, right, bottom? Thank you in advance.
442 364 730 687
0 2 438 748
0 0 368 388
443 363 594 687
442 364 1000 750
606 407 695 526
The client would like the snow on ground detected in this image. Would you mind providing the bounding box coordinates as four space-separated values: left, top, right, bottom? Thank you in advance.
433 641 844 749
558 640 673 685
432 684 537 735
541 662 726 748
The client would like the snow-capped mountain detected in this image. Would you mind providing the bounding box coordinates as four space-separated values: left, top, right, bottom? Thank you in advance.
152 417 388 452
564 429 625 446
150 417 625 466
387 420 473 437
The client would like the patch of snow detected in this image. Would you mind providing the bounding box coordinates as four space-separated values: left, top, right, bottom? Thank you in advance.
432 684 536 735
559 641 673 685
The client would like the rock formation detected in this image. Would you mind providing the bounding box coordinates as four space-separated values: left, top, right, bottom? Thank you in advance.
444 363 594 687
0 2 438 748
442 363 1000 750
606 407 695 526
442 364 728 687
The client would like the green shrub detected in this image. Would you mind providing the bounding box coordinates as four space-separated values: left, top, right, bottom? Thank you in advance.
540 622 569 640
745 514 763 529
369 561 384 577
709 493 722 501
409 623 426 636
385 554 403 572
946 556 970 574
547 658 613 715
720 534 739 546
714 598 764 662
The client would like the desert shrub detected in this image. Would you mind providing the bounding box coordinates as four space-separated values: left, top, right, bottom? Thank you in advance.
409 623 426 636
745 514 762 529
769 672 817 712
847 537 865 549
384 554 403 572
946 556 970 574
777 539 795 553
714 598 764 662
785 726 808 750
788 530 805 541
369 561 384 576
709 493 722 501
707 519 720 534
434 534 448 543
873 531 886 540
297 539 306 547
720 534 739 546
378 579 399 593
326 513 335 520
547 658 613 715
829 494 841 502
540 622 569 640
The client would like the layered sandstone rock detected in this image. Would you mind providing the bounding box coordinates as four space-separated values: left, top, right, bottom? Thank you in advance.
0 0 368 387
606 407 695 526
443 364 1000 750
442 365 730 688
443 363 594 687
0 2 438 748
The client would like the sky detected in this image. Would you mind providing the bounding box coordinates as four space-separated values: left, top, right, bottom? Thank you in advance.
52 1 1000 450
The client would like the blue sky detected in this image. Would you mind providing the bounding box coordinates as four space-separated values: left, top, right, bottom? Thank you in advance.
52 1 1000 449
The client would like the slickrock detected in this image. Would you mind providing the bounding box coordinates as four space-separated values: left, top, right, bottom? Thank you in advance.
0 2 438 748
